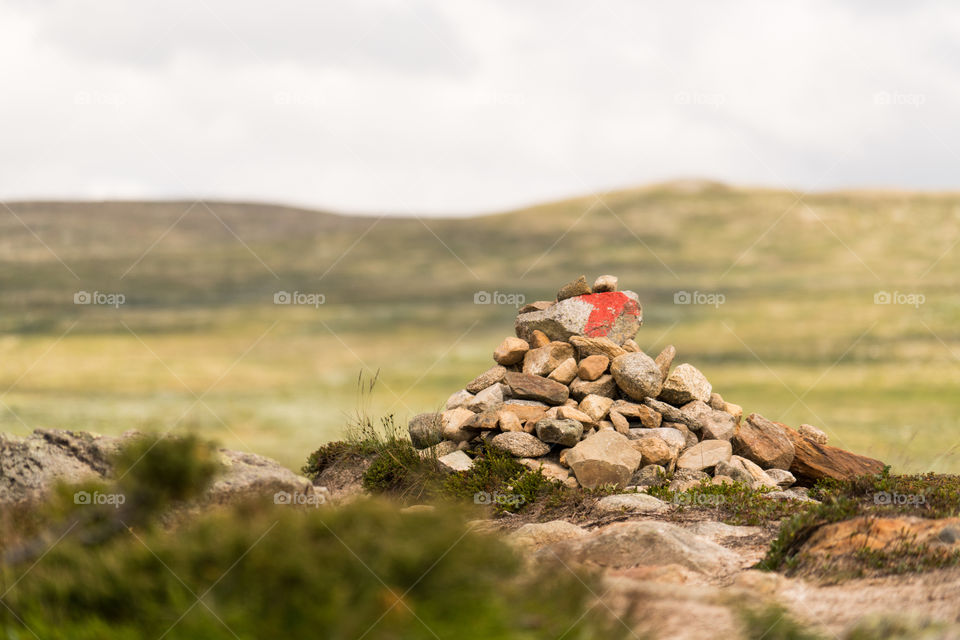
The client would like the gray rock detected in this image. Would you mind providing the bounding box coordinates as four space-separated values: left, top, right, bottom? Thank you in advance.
633 428 686 453
544 520 741 574
612 400 662 428
642 397 692 426
669 469 710 492
408 412 443 448
0 428 318 507
445 389 474 410
564 430 642 489
658 363 713 406
465 383 504 413
676 440 732 472
765 468 797 488
610 352 663 401
764 489 818 503
714 455 777 490
535 418 584 447
490 432 551 458
595 493 670 514
438 450 474 472
680 401 736 440
510 520 587 549
466 365 507 394
798 423 828 444
633 464 667 487
515 290 642 346
417 441 458 459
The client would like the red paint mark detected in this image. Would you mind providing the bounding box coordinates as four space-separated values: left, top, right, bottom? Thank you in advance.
581 292 640 338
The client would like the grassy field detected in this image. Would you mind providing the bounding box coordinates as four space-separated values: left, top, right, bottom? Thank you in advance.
1 183 959 471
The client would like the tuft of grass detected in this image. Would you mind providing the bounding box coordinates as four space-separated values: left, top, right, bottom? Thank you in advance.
738 604 825 640
442 447 562 514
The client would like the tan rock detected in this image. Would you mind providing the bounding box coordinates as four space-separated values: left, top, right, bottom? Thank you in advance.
503 371 570 405
498 410 523 432
441 407 476 442
569 374 618 400
578 394 614 422
676 440 732 472
557 405 597 428
523 341 575 377
516 458 570 482
611 352 663 401
547 357 578 385
564 430 642 489
577 355 609 381
732 413 795 470
723 402 743 424
608 410 630 435
557 275 591 301
493 336 529 366
621 339 640 353
466 365 507 394
612 400 662 429
501 401 548 423
529 329 551 348
654 345 677 380
518 301 553 314
632 435 675 467
569 335 626 360
592 274 618 292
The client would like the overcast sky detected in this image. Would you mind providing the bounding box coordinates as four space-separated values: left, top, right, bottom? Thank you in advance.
1 1 958 215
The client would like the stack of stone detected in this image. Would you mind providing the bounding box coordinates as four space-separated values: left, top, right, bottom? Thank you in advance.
408 275 879 492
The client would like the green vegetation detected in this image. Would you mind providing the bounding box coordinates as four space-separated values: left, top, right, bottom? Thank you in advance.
2 187 960 471
0 434 625 640
648 479 809 526
738 604 825 640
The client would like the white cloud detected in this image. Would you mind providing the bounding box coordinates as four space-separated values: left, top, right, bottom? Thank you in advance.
0 0 958 215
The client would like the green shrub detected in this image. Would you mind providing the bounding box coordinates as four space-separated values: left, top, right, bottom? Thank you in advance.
0 500 625 639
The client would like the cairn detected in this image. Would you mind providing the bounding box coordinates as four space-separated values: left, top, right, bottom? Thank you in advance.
408 275 884 491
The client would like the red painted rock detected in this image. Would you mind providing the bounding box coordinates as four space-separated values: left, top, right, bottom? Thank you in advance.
515 291 642 346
